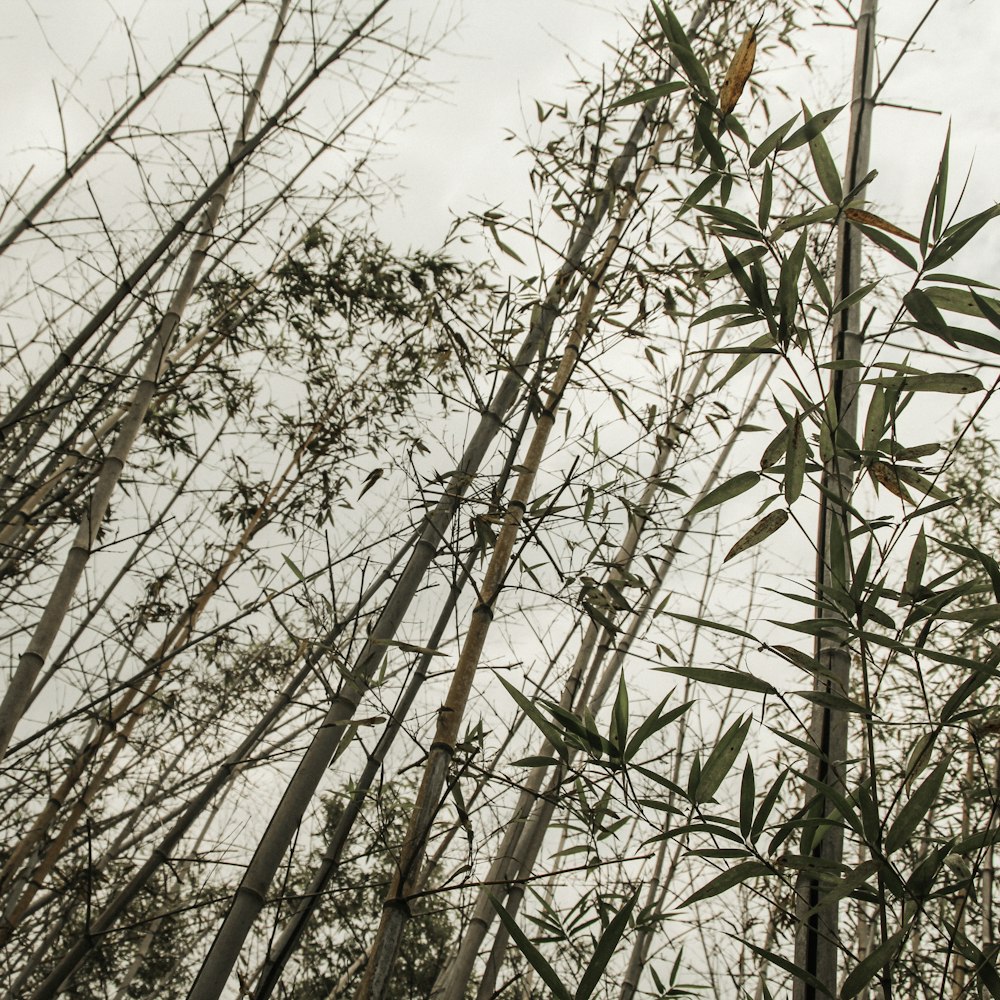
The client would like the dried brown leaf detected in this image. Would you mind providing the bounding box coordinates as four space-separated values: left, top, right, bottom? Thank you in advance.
845 208 919 243
869 461 914 503
719 26 757 117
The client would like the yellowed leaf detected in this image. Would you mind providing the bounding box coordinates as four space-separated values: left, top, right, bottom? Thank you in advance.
845 208 919 244
869 461 914 503
719 26 757 117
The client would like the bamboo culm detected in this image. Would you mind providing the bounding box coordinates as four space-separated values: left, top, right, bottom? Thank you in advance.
182 79 670 1000
793 2 876 996
0 0 294 764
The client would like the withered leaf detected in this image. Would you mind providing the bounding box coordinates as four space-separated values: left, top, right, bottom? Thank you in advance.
719 26 757 117
869 461 914 503
724 509 788 563
845 208 919 243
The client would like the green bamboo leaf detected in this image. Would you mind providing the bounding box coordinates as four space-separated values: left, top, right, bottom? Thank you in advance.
884 755 951 854
806 255 832 311
575 891 639 1000
900 373 983 394
658 665 776 696
741 941 835 998
805 100 842 203
695 715 751 803
855 223 918 269
688 470 760 517
704 245 768 283
498 677 568 760
773 203 839 236
830 279 879 317
491 897 571 1000
758 162 773 229
902 527 927 603
749 111 800 168
609 80 686 109
779 105 845 151
841 932 903 999
924 284 1000 321
739 758 755 839
751 769 788 842
610 672 629 753
784 416 806 504
903 731 934 792
624 699 691 762
861 386 885 457
724 509 789 563
971 288 1000 330
926 204 1000 269
684 861 771 906
760 425 789 470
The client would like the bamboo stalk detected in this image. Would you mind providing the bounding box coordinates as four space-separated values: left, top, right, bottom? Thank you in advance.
0 0 392 444
0 0 294 764
468 365 777 999
180 74 669 1000
249 543 481 999
0 1 245 258
793 3 876 996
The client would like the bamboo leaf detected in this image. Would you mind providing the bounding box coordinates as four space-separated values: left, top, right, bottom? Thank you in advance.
724 509 789 562
658 665 776 696
575 891 639 1000
739 758 755 839
779 105 844 151
624 699 692 762
695 715 751 803
491 897 571 1000
741 941 835 998
749 111 800 168
688 470 760 517
784 416 806 504
841 932 903 999
609 80 686 109
684 861 771 906
805 101 842 203
902 527 927 602
884 755 951 854
854 222 919 270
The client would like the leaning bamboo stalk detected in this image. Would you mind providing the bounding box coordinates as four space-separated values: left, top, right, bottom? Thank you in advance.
250 542 482 999
248 372 555 999
353 204 607 1000
793 3 876 995
0 0 392 444
0 388 350 928
0 0 245 258
180 78 671 1000
0 0 294 764
444 357 779 1000
480 383 774 994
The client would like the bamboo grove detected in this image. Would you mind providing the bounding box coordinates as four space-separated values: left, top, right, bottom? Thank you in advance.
2 1 1000 998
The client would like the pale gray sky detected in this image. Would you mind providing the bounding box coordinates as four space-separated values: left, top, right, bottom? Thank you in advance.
4 1 996 262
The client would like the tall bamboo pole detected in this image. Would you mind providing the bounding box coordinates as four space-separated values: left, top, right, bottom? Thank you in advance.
181 80 670 1000
0 0 392 444
466 364 777 1000
0 0 294 764
0 1 245 258
793 3 876 996
353 201 605 1000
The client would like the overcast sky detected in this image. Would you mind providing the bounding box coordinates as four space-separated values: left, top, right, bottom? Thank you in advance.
2 0 997 270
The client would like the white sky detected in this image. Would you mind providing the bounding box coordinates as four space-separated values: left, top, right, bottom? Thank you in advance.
3 1 997 261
